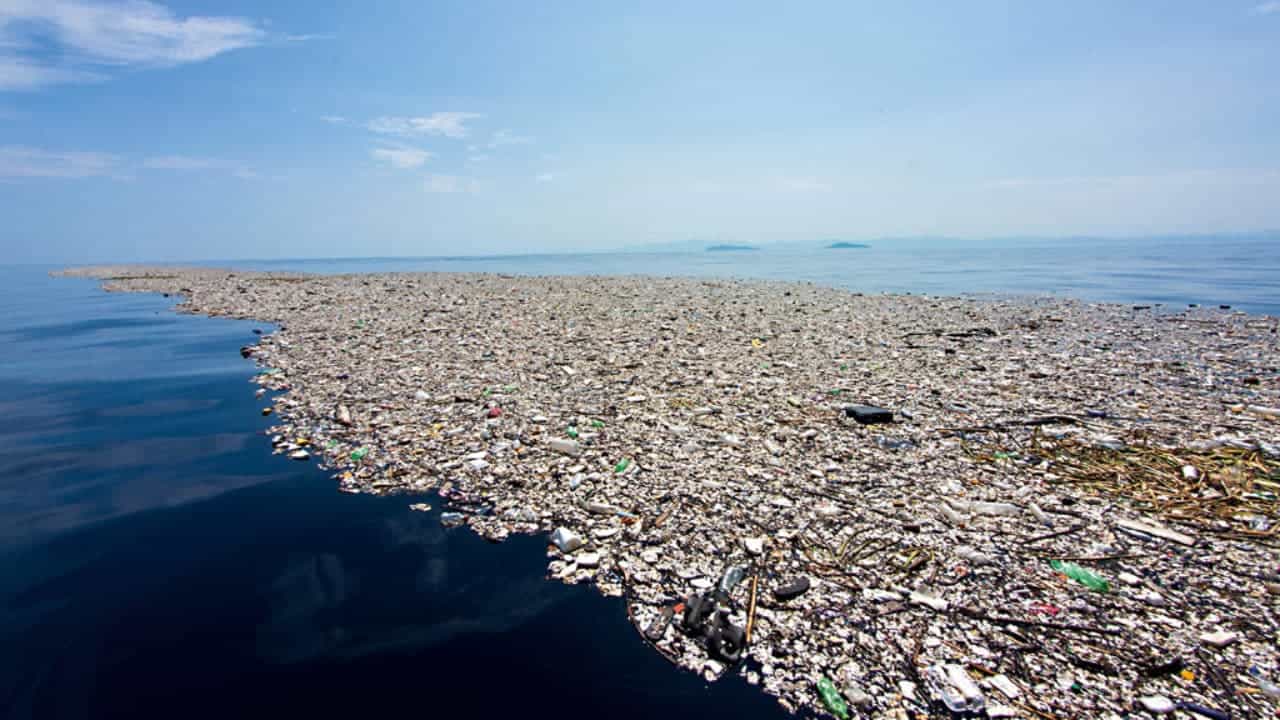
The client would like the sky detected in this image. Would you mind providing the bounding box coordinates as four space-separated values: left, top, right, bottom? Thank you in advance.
1 0 1279 262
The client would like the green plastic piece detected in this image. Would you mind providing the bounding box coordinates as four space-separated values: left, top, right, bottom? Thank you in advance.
350 447 369 462
816 677 849 720
590 419 605 428
1050 559 1110 592
566 426 579 438
614 457 630 473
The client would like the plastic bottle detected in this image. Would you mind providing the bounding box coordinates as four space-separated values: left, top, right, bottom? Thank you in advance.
718 565 746 594
816 677 849 720
614 457 630 473
350 447 369 461
1050 559 1110 592
1249 666 1280 700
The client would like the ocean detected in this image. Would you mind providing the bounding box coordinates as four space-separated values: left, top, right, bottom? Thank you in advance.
1 236 1277 719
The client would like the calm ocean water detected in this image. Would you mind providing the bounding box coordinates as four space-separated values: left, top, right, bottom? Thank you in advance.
220 236 1280 315
1 236 1278 718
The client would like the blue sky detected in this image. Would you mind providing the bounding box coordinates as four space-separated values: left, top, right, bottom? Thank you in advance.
2 0 1279 262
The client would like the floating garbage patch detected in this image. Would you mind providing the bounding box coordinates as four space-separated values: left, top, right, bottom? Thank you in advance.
59 266 1280 719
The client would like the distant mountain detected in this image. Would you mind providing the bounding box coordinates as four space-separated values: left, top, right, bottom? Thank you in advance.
826 241 870 249
706 244 758 252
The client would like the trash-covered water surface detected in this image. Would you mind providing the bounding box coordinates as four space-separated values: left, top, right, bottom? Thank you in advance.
60 266 1280 719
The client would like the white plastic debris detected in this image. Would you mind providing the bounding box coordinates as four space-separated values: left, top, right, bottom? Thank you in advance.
1200 629 1240 648
1114 518 1197 547
549 527 583 553
1138 695 1176 714
546 438 582 456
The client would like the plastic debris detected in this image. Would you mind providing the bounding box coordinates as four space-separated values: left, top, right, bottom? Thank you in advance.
1199 630 1239 648
1050 559 1110 592
816 677 850 720
773 576 810 602
62 265 1280 720
843 405 893 424
1138 695 1176 714
549 527 584 553
1115 518 1197 547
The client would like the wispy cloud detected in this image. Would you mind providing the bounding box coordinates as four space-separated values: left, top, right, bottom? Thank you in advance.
488 129 532 149
320 115 348 125
372 146 431 169
1251 1 1280 15
0 0 275 90
141 154 254 177
535 172 556 182
143 155 220 170
0 145 118 178
0 58 101 91
282 33 335 43
368 112 483 139
425 174 477 193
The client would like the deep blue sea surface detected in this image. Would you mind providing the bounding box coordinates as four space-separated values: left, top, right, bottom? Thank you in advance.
2 237 1278 718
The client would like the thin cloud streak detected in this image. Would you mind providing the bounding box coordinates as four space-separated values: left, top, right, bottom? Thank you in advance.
371 146 431 169
0 145 118 178
983 169 1280 190
368 113 483 139
488 129 532 148
143 155 221 170
425 174 477 193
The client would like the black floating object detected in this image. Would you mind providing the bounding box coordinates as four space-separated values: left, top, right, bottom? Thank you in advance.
1176 702 1231 720
844 405 893 424
1139 656 1184 678
706 618 746 663
774 576 811 602
253 328 263 335
1085 408 1108 418
1219 305 1231 310
681 592 715 634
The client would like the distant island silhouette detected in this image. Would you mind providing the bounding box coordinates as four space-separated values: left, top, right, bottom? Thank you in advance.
827 242 870 249
705 244 759 252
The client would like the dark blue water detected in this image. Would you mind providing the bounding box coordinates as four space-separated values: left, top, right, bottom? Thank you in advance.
0 268 786 719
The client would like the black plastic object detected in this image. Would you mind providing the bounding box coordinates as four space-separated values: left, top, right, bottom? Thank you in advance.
1176 702 1230 720
1139 657 1185 678
681 592 716 634
706 613 746 664
774 576 811 601
844 405 893 424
